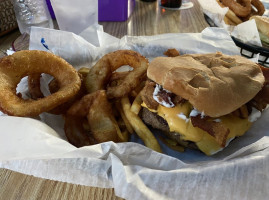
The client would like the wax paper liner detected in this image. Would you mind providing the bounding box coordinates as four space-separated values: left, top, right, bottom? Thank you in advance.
1 26 269 200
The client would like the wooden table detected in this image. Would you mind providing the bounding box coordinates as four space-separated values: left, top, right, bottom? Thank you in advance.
0 0 208 199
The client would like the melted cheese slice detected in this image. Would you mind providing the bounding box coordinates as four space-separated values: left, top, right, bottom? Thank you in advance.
142 102 252 155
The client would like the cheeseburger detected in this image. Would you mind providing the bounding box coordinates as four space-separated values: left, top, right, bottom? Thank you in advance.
141 52 269 155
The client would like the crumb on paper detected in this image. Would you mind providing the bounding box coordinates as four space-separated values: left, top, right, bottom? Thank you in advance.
6 48 15 55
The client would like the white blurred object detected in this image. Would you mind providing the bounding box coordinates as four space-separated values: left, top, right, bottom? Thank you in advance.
6 48 15 55
50 0 98 35
12 0 54 34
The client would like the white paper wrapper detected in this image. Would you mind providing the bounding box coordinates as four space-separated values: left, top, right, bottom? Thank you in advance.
231 19 262 46
1 27 269 200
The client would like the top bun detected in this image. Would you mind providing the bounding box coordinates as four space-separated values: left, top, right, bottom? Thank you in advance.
147 52 265 117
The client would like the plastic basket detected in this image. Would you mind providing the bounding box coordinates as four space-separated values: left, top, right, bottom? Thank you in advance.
204 14 269 67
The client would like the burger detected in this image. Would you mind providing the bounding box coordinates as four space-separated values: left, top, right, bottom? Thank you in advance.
140 52 269 155
250 15 269 45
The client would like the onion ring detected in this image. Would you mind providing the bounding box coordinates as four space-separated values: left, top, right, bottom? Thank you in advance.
236 0 265 21
85 50 149 99
251 0 265 16
221 0 251 17
48 81 86 115
28 73 44 100
64 115 96 147
27 63 85 116
27 69 87 115
65 90 123 147
48 78 60 93
217 0 243 24
0 50 81 116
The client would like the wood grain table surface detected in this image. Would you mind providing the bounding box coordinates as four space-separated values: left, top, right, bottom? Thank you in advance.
0 0 208 199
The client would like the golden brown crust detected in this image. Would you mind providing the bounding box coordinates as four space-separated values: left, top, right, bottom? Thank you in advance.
216 0 243 25
251 0 265 16
0 50 81 116
147 52 265 117
85 50 149 99
220 0 251 17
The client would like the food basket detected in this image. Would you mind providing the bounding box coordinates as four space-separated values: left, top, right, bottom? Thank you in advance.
204 14 269 67
1 26 269 200
0 0 18 36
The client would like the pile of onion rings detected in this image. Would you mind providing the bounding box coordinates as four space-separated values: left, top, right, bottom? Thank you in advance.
0 49 162 153
64 49 162 152
217 0 265 25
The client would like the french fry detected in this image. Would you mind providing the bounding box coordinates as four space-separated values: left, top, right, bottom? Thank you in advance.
116 114 130 142
114 118 129 142
121 96 162 153
223 16 236 26
225 9 243 25
121 129 129 142
115 101 134 134
117 117 126 129
166 144 185 152
130 92 143 115
78 67 90 77
159 136 185 152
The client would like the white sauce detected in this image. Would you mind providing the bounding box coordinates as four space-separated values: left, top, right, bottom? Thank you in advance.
213 119 221 123
248 107 262 122
177 112 190 123
189 108 205 118
174 108 209 123
189 109 200 117
153 84 174 108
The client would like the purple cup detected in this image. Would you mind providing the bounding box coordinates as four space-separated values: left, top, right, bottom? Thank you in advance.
98 0 136 22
